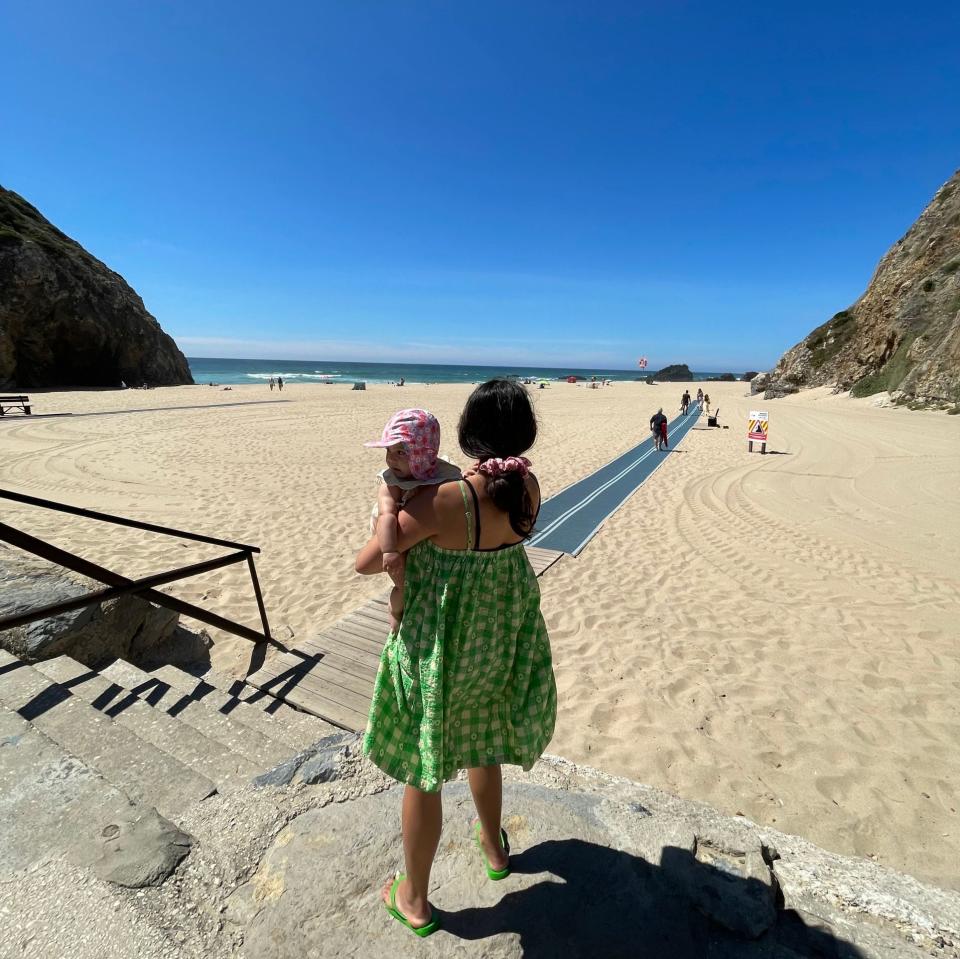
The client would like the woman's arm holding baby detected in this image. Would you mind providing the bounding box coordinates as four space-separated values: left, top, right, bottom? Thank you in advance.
356 485 441 575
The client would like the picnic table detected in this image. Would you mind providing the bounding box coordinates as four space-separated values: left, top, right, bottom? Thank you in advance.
0 395 31 416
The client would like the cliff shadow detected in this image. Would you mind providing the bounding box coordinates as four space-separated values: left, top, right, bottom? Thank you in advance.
5 399 291 420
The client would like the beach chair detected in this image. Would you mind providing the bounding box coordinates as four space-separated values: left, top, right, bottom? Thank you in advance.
0 395 32 416
707 407 720 427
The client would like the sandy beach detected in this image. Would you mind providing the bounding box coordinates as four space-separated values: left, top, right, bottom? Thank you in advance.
1 380 957 890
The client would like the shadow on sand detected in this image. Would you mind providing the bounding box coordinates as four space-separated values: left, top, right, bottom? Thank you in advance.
0 400 290 421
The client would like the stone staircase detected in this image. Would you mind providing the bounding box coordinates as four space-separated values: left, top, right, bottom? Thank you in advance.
0 648 337 875
3 645 958 959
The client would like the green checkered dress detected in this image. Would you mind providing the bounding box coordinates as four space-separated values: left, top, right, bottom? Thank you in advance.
363 514 557 793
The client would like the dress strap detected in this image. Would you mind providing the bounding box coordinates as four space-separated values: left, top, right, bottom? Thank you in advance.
458 481 473 551
465 480 482 550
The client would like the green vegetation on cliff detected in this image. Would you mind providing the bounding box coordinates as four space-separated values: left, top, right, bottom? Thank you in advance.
806 311 858 371
851 335 917 397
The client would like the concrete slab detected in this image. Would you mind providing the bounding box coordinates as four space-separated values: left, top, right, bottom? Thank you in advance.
0 857 184 959
227 780 924 959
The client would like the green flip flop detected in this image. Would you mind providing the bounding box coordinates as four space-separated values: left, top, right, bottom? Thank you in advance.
384 874 440 938
473 821 511 880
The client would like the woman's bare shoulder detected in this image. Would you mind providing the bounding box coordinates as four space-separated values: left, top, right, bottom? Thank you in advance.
433 478 465 507
524 471 541 511
439 476 464 490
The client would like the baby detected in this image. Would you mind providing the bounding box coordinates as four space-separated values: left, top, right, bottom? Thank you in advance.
365 409 461 632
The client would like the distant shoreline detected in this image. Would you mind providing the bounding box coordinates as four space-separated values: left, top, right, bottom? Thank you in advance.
186 356 754 387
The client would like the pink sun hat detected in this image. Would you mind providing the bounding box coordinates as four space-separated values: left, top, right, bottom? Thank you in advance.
364 408 441 480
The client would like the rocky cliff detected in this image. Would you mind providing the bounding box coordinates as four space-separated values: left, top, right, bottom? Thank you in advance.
0 187 193 389
760 170 960 407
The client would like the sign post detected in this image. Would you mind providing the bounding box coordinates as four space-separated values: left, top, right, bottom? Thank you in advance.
747 410 768 454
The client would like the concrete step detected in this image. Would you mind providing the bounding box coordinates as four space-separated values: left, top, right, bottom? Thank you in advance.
99 659 293 772
149 663 335 751
0 701 136 874
179 663 338 748
0 651 216 821
34 656 259 792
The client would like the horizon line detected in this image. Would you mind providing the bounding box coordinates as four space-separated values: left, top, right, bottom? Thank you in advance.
184 355 764 374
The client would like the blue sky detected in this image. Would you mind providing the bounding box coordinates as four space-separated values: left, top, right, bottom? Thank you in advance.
3 2 958 371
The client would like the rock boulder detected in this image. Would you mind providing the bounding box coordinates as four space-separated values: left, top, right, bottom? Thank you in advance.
83 808 193 888
0 545 208 667
0 186 193 389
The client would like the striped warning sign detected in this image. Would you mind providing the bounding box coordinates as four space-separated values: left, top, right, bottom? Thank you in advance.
747 410 769 442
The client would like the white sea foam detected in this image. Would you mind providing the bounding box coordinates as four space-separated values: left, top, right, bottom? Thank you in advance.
246 372 342 381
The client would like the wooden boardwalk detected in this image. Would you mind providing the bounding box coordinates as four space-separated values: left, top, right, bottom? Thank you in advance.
245 546 564 731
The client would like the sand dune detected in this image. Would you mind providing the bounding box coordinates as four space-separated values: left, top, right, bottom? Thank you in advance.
1 380 957 888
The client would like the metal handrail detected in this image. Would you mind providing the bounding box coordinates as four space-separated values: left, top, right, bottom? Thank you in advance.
0 488 260 551
0 488 282 652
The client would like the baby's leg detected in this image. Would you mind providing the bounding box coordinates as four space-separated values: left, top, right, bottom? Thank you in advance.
388 552 406 632
388 585 404 633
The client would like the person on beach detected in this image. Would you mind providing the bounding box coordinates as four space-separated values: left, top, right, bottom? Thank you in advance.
268 376 275 391
365 409 461 632
650 407 668 450
680 390 690 414
703 392 710 414
356 379 557 938
696 387 704 404
277 376 284 391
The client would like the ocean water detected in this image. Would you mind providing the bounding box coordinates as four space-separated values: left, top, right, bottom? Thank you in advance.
187 357 728 386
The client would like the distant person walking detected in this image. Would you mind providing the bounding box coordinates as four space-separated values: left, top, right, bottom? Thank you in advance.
650 408 668 451
703 392 710 414
269 376 275 391
681 390 691 414
277 376 284 392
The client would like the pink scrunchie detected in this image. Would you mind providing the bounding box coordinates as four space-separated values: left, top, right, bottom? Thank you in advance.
476 456 531 478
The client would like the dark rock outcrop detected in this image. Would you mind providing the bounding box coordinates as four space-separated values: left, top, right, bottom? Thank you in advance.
650 363 694 382
0 187 193 389
765 170 960 407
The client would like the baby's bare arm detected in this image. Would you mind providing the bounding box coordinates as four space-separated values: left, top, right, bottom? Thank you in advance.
376 485 403 555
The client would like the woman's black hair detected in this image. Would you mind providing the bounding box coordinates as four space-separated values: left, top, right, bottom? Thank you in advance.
458 378 538 537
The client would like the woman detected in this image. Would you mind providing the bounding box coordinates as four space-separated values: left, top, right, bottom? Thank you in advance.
355 379 557 937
